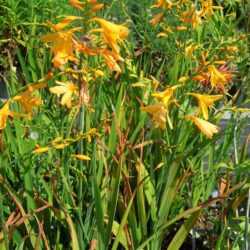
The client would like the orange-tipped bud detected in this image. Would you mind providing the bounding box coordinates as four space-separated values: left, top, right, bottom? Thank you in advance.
45 71 54 80
92 4 104 11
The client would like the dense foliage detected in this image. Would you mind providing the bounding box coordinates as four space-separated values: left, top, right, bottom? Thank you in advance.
0 0 249 249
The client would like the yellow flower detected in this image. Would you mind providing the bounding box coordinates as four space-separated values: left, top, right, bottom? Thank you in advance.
185 44 198 59
41 18 82 67
50 81 78 108
0 101 26 130
141 104 168 130
178 76 188 82
91 18 129 55
157 33 168 38
32 147 50 154
71 154 91 160
152 85 181 108
184 115 220 138
175 26 187 31
183 5 202 29
201 0 223 19
206 65 227 91
188 93 223 120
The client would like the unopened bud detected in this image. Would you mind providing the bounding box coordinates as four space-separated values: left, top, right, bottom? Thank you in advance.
92 4 104 12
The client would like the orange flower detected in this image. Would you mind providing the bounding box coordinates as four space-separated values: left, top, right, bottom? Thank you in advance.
149 12 164 26
27 83 48 92
94 48 124 73
69 0 83 9
41 18 82 67
92 4 104 12
0 101 27 130
184 115 220 138
91 18 129 54
14 91 41 116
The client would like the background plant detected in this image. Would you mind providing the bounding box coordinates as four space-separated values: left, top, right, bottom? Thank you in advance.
0 0 249 249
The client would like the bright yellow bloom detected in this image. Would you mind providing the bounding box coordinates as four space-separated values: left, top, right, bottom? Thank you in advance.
50 81 78 108
91 18 129 55
188 93 223 120
152 85 181 108
141 104 168 130
185 115 220 138
0 101 26 130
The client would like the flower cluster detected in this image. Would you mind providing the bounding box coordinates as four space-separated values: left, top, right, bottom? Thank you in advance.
139 0 244 138
40 0 129 108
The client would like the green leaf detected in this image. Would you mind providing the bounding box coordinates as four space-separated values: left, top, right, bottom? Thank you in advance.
112 192 136 250
92 177 105 249
167 211 201 250
105 156 122 246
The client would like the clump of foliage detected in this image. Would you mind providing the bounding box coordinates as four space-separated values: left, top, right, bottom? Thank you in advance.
0 0 249 249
